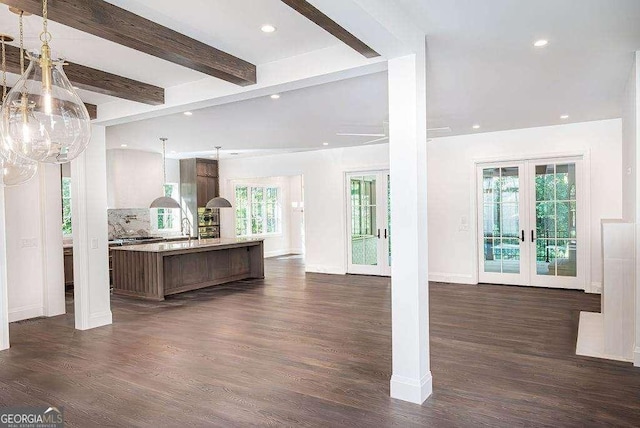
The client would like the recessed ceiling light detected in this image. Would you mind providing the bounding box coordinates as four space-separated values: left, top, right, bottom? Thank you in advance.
560 115 569 119
261 25 277 33
270 94 280 100
121 144 128 148
184 111 193 116
323 142 329 146
472 124 481 130
230 153 239 156
534 39 549 47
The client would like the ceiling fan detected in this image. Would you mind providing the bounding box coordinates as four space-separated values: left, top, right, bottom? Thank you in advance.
337 123 452 145
337 121 389 145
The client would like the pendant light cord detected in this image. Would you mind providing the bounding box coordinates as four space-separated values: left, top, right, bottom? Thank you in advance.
160 138 168 186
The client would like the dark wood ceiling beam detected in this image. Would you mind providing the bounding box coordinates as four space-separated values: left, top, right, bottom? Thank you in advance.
280 0 380 58
0 0 257 86
5 86 98 119
4 44 164 105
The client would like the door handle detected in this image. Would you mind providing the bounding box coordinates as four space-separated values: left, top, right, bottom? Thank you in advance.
384 229 388 239
521 230 525 242
531 230 535 242
377 229 381 239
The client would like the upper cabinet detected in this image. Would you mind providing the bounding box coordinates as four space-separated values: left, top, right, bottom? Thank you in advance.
180 158 220 235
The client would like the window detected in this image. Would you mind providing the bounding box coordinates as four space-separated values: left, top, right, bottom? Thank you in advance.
62 177 72 236
153 183 181 232
235 185 281 237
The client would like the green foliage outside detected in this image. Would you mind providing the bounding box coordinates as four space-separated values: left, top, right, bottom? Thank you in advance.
62 177 72 235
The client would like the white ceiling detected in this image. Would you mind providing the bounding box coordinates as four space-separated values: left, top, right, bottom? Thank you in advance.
106 71 389 157
0 0 340 103
1 0 638 152
402 0 640 136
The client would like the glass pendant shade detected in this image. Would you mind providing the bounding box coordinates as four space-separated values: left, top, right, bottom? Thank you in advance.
0 144 37 186
0 53 91 164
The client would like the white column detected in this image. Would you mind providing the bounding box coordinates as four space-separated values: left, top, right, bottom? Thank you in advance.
633 51 640 368
388 43 432 404
0 186 9 350
71 124 112 330
40 164 66 317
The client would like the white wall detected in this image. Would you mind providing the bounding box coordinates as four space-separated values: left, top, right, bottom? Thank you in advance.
4 165 65 322
219 145 389 273
221 175 303 258
106 149 179 209
428 119 622 291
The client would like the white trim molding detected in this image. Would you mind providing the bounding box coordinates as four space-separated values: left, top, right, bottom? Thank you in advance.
8 304 44 323
390 373 433 405
305 265 346 275
429 272 477 285
634 348 640 367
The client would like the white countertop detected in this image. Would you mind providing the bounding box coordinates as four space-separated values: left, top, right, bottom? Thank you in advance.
110 238 264 253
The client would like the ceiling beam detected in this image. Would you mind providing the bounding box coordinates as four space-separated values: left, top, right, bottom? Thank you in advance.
5 44 164 105
0 0 257 86
280 0 380 58
5 86 98 119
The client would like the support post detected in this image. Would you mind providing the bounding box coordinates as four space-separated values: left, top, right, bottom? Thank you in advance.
71 125 112 330
0 186 8 350
388 41 432 404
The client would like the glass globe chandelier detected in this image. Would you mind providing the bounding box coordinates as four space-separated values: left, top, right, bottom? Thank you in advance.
0 0 91 165
0 28 37 187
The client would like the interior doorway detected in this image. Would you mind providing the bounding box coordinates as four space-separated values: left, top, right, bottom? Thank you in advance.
346 170 391 276
476 157 586 289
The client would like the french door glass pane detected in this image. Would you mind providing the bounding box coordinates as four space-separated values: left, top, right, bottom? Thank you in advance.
351 176 377 266
535 163 577 278
482 167 520 274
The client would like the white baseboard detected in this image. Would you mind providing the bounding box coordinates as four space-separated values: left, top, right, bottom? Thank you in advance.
390 373 433 404
429 272 476 285
586 282 602 294
305 265 346 275
77 310 112 331
634 348 640 367
264 249 303 259
9 304 44 323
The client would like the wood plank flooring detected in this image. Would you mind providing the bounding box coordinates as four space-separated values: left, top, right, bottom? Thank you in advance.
1 257 639 427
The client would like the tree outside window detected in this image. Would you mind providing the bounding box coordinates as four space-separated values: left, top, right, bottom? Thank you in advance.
154 183 180 231
235 185 281 237
62 177 72 236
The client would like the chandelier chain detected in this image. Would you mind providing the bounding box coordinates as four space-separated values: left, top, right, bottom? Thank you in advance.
1 37 6 102
40 0 51 44
19 11 24 73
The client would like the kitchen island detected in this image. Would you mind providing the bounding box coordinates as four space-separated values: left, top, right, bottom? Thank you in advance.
111 238 264 301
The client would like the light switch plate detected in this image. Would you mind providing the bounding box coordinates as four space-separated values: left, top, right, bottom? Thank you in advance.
91 238 98 249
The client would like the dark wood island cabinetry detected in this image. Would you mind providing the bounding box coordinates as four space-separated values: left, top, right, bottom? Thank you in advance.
111 238 264 301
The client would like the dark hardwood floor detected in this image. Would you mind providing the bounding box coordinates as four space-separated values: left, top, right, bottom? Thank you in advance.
1 257 639 427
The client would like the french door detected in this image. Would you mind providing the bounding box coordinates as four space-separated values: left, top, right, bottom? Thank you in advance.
477 158 584 289
346 171 391 276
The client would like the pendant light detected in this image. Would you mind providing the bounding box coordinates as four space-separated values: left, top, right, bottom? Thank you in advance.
150 138 181 209
0 31 37 187
205 146 232 209
0 0 91 164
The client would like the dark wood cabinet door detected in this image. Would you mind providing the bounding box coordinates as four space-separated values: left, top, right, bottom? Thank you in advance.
197 175 208 207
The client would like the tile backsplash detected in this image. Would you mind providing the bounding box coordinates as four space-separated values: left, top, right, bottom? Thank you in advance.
108 209 151 239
